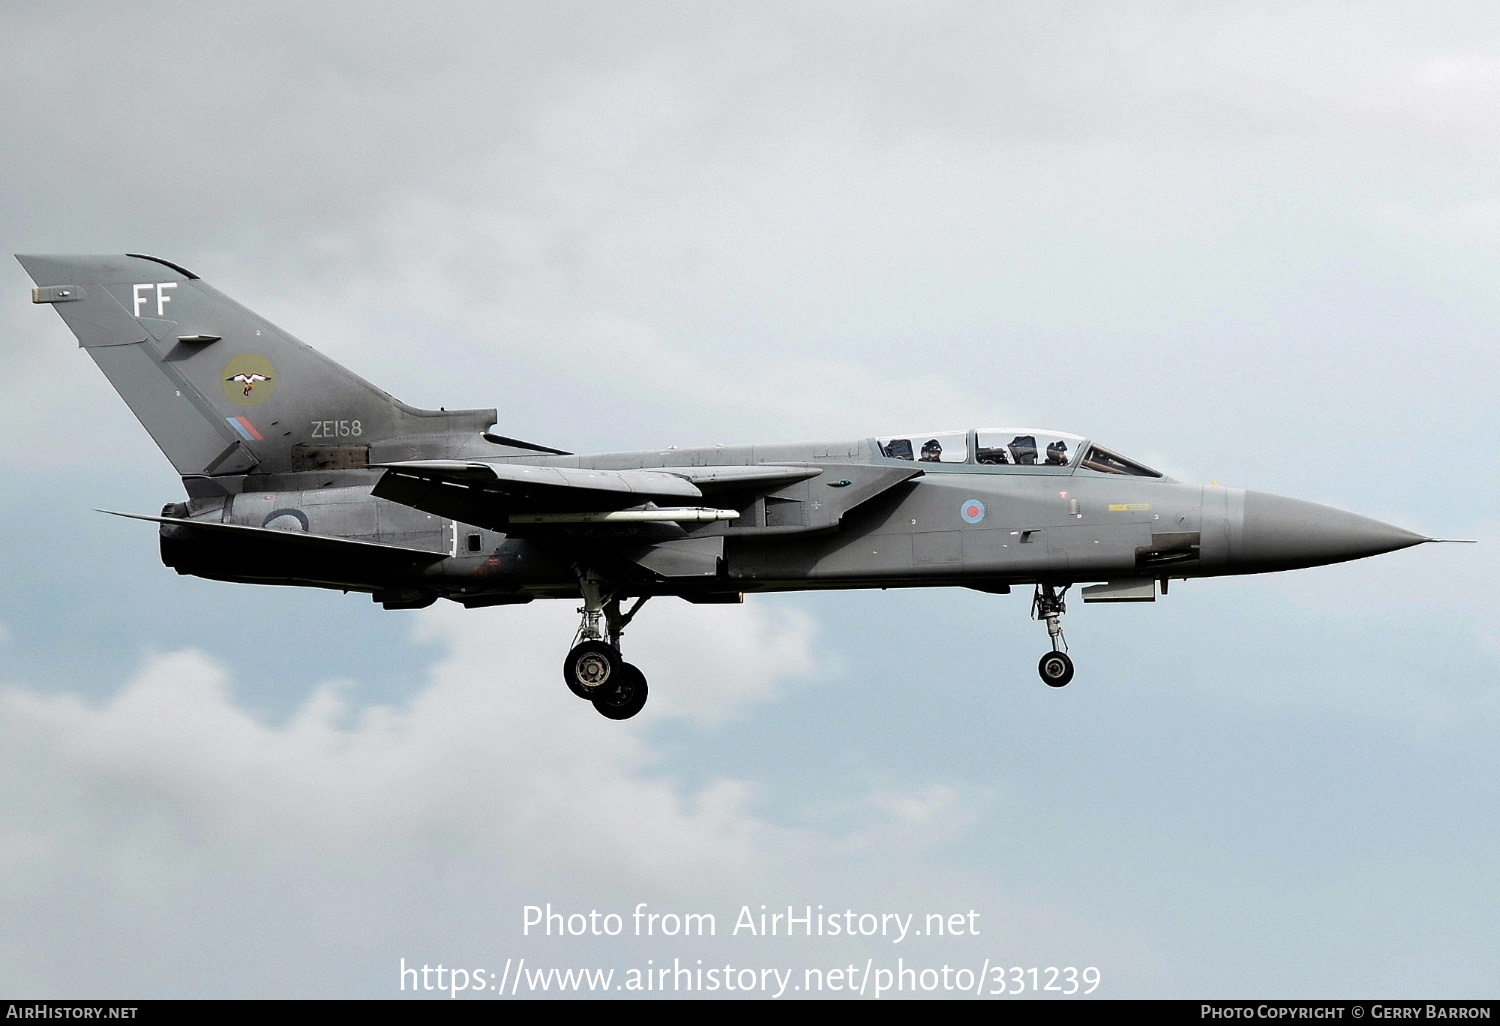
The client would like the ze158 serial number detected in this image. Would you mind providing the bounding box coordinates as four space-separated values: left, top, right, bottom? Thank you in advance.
311 419 363 438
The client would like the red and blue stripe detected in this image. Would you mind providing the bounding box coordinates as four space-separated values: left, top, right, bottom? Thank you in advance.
226 416 264 442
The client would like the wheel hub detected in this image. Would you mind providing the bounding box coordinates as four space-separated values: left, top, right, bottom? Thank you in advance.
576 653 611 687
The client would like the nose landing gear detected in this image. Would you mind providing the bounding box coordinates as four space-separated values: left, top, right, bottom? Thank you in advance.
1031 583 1075 687
1037 649 1074 687
562 568 651 719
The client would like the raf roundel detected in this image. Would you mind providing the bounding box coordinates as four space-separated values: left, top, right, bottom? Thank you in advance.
960 499 986 524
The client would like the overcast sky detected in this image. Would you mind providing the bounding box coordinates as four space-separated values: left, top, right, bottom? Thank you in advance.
1 1 1496 999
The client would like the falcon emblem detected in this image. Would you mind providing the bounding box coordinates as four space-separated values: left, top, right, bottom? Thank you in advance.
227 372 270 396
220 354 278 407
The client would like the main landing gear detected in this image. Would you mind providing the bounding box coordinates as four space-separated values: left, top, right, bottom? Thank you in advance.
1031 583 1075 687
561 569 651 719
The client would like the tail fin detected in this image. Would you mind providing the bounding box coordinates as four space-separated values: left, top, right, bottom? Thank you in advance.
17 253 496 486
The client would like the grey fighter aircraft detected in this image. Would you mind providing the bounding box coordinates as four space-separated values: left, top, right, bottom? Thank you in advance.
19 254 1450 719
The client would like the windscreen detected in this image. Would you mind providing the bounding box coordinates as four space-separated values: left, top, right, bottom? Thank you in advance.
1079 444 1162 477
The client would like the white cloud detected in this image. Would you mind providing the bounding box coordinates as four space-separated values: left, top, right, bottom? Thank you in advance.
607 598 820 725
1353 50 1500 134
863 785 981 852
0 597 1065 996
0 601 813 891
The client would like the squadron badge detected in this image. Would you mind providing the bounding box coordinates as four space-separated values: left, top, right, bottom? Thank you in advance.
222 354 277 407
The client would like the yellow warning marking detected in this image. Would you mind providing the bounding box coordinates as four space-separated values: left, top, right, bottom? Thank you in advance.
1108 503 1151 512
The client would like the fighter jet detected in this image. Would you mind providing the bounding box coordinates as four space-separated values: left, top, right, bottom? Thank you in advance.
18 254 1454 719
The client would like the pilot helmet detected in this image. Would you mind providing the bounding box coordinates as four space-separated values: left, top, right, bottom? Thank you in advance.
921 439 942 459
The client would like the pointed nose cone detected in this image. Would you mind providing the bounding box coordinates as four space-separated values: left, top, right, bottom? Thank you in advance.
1237 491 1426 573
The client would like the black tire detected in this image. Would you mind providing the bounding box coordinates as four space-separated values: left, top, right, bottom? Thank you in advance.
563 640 619 699
593 663 649 720
1038 651 1074 688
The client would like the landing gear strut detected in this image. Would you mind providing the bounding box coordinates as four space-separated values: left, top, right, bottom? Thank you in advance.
562 568 651 718
1031 583 1075 687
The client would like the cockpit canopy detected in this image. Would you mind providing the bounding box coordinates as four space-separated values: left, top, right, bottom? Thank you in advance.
876 429 1163 478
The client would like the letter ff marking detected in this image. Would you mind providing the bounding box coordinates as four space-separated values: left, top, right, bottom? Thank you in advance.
132 282 178 317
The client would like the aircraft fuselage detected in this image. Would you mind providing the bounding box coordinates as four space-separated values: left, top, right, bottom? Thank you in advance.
20 253 1436 716
158 435 1422 609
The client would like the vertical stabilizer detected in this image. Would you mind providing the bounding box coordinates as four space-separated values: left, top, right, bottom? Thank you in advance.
18 254 497 483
